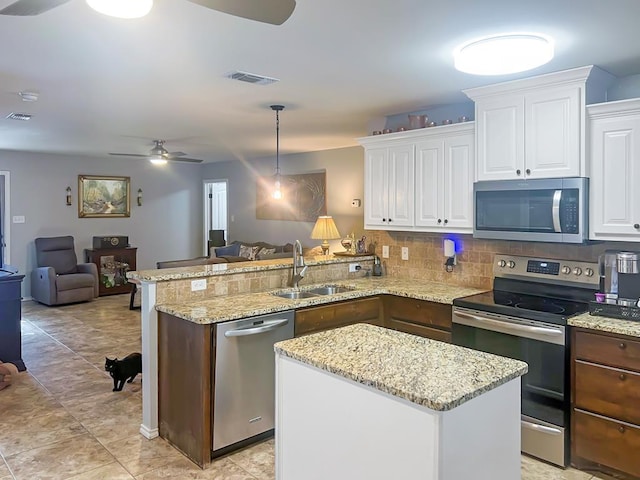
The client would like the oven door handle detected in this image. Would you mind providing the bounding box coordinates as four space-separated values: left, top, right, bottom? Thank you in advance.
453 311 564 342
552 189 562 233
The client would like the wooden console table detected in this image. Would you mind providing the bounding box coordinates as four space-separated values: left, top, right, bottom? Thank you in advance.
85 247 137 296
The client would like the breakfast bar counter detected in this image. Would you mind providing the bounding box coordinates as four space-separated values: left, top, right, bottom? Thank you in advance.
274 323 528 480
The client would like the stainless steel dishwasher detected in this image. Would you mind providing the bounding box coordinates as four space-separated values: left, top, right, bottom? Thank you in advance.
213 310 294 453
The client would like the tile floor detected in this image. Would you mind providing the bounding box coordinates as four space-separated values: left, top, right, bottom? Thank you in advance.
0 295 614 479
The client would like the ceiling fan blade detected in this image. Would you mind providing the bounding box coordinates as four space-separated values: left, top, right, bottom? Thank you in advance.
169 157 204 163
187 0 295 25
109 153 149 158
0 0 71 15
166 151 187 157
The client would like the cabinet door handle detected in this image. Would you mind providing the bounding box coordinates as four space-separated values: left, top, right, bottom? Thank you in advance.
444 219 448 224
619 373 627 381
516 169 521 176
526 168 531 175
619 342 627 350
388 218 392 222
437 219 442 224
634 223 639 229
382 218 386 222
619 425 626 434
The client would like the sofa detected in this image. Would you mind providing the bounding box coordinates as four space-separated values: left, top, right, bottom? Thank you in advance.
155 241 294 269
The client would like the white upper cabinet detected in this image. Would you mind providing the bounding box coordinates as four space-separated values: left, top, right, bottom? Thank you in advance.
362 143 414 229
465 65 611 181
359 123 474 233
415 125 475 232
588 99 640 241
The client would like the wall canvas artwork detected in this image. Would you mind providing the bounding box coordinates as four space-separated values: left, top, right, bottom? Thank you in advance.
78 175 130 218
256 172 327 222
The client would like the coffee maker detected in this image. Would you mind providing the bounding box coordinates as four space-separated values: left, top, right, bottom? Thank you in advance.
617 252 640 302
599 250 640 303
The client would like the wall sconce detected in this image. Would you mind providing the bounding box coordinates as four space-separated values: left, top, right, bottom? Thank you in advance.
66 186 72 206
137 188 143 206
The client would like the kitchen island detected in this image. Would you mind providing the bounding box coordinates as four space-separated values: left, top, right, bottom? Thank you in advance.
275 323 528 480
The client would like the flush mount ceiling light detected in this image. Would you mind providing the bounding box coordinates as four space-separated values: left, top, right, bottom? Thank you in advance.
86 0 153 19
453 33 554 76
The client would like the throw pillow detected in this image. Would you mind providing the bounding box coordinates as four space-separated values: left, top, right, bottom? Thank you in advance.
214 243 241 257
256 247 276 259
239 244 260 260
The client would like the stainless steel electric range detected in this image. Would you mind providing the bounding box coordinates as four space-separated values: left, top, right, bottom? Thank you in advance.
452 254 599 468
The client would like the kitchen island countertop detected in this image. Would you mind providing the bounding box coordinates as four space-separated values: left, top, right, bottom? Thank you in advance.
275 323 527 411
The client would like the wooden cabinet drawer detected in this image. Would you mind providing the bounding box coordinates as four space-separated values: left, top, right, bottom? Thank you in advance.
573 409 640 478
295 297 382 336
574 330 640 372
386 318 451 343
383 295 452 331
575 360 640 425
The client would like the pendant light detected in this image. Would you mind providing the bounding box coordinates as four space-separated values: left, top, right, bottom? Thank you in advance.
271 105 285 200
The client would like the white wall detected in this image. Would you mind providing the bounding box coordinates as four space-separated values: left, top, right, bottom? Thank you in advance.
0 150 203 297
201 146 365 250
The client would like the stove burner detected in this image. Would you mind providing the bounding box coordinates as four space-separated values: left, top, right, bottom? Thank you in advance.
515 301 566 315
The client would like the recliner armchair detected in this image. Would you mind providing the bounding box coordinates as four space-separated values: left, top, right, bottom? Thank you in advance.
31 236 99 306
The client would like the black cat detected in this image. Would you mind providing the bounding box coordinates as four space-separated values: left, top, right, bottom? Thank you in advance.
105 353 142 392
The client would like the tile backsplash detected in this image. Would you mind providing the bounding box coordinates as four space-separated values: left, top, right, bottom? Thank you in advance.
366 230 640 290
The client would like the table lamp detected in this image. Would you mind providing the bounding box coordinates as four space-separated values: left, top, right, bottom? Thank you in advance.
311 215 341 255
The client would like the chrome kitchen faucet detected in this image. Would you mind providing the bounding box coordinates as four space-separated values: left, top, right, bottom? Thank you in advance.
291 240 307 288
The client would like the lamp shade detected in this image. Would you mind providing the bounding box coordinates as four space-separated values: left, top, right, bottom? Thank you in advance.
311 216 341 255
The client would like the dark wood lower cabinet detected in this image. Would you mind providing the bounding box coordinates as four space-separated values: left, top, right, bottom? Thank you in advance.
295 296 383 336
383 295 452 342
158 312 213 468
571 328 640 479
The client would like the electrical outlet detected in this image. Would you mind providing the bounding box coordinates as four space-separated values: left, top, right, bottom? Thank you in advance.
191 279 207 291
401 247 409 261
12 215 25 224
349 263 361 273
382 245 389 258
351 199 361 208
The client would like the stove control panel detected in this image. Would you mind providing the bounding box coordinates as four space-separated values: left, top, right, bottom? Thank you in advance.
495 254 599 287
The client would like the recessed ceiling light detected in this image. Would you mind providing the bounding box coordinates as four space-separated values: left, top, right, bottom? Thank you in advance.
453 33 554 76
19 91 39 102
86 0 153 19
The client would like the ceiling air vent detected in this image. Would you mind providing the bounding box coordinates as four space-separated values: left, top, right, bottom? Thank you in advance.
224 70 279 86
6 112 32 121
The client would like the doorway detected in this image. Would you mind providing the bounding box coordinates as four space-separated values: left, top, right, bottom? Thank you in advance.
0 171 10 266
203 180 228 255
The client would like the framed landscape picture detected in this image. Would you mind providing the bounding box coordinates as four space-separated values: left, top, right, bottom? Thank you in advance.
78 175 130 218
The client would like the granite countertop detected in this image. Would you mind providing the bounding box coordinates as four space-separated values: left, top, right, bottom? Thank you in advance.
569 312 640 338
127 254 374 282
274 323 528 411
155 276 486 325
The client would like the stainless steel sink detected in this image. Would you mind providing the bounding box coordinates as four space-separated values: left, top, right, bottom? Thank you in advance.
272 291 318 300
306 285 355 296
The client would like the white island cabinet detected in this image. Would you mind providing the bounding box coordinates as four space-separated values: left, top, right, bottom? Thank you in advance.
274 324 528 480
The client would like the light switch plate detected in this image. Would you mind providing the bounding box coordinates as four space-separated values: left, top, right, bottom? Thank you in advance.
401 247 409 261
382 245 389 258
12 215 25 224
191 279 207 291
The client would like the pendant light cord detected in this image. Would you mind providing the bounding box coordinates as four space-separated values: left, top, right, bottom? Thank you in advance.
270 105 285 176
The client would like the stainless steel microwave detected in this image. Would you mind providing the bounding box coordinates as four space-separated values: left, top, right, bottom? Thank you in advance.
474 177 588 243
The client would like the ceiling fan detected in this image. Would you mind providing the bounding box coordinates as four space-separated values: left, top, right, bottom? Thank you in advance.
109 140 204 164
0 0 296 25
